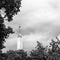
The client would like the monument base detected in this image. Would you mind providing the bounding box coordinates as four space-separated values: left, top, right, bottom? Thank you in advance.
17 38 23 50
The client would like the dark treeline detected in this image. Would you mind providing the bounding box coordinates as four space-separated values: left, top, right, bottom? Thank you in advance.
0 0 21 52
0 36 60 60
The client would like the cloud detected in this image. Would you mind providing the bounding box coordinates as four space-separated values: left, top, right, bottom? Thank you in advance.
49 0 60 9
5 0 60 31
3 33 50 52
5 0 60 30
4 0 60 52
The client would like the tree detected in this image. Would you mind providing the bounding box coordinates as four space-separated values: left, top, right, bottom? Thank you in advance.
0 0 22 52
30 41 47 60
15 50 27 60
0 0 22 21
48 37 60 54
47 37 60 60
30 37 60 60
4 50 27 60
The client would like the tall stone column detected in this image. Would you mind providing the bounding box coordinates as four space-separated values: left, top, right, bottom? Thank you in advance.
17 26 23 50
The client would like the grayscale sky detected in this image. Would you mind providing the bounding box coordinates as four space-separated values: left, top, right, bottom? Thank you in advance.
3 0 60 52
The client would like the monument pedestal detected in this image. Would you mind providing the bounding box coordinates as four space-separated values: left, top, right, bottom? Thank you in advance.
17 38 23 50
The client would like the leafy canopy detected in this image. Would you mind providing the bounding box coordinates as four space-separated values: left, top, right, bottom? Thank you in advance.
0 0 22 50
0 0 21 21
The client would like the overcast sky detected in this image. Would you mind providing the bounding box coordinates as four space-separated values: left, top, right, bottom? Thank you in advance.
3 0 60 52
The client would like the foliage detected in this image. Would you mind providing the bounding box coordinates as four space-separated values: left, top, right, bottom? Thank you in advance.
0 17 13 50
0 0 22 51
0 0 21 59
30 41 47 60
0 0 22 21
3 50 27 60
49 37 60 52
0 36 60 60
47 53 60 60
47 37 60 60
30 37 60 60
